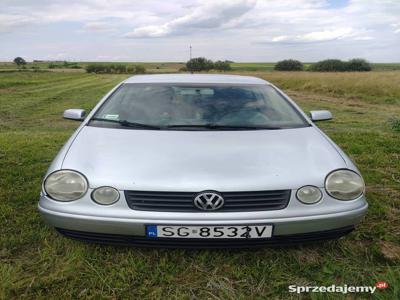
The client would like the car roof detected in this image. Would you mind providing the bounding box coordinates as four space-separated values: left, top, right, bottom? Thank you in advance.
124 74 269 85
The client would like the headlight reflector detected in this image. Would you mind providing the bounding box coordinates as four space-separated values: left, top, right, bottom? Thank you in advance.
92 186 120 205
296 185 322 204
44 170 88 201
325 169 364 200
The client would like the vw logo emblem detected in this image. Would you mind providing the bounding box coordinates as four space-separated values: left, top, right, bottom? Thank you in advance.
194 191 224 211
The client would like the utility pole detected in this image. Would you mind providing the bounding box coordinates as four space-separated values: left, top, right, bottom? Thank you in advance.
189 45 192 60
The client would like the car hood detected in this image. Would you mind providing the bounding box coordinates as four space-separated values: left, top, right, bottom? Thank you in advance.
62 126 347 191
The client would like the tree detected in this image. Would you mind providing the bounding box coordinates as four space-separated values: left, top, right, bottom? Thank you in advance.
214 60 232 71
274 59 303 71
310 58 372 72
186 57 214 72
346 58 371 71
13 57 27 66
310 59 347 72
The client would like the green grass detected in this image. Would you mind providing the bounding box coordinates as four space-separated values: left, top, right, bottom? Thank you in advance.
371 63 400 71
0 70 399 299
230 63 277 71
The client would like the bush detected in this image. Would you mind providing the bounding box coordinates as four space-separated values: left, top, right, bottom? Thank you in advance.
134 65 146 74
63 61 81 69
310 58 371 72
85 64 146 74
389 118 400 132
274 59 303 71
185 58 233 72
310 59 347 72
126 65 146 74
85 64 101 73
186 57 214 72
48 61 82 69
113 64 126 73
346 58 371 71
86 64 113 74
48 63 59 69
214 60 232 71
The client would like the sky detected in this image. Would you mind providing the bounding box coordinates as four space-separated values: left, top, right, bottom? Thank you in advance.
0 0 399 62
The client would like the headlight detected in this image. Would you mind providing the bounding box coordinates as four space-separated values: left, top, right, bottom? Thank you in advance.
92 186 120 205
325 169 364 200
296 185 322 204
44 170 88 201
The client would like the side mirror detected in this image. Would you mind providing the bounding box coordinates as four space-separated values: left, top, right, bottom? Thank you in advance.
63 109 86 121
310 110 332 122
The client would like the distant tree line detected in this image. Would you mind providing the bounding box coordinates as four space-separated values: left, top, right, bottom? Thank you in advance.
184 57 232 72
49 61 82 69
11 56 372 73
274 58 372 72
85 64 146 74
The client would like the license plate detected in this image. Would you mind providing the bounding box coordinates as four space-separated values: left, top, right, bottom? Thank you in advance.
146 225 273 239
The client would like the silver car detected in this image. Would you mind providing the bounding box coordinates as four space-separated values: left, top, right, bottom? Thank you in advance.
39 74 368 248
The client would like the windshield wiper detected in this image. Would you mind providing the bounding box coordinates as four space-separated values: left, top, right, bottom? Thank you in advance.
164 124 284 130
90 118 162 130
90 119 286 130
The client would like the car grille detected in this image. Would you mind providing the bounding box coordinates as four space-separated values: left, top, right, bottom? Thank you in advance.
124 190 291 212
56 226 354 248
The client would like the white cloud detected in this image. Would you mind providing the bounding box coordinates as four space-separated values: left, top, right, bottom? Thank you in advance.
271 28 372 43
302 28 356 41
124 0 256 38
0 0 167 30
392 23 400 34
0 14 36 31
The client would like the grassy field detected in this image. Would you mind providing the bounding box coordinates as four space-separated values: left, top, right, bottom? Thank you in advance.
0 70 400 299
1 61 400 73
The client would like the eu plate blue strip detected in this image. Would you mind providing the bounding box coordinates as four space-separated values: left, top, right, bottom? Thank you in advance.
146 225 158 238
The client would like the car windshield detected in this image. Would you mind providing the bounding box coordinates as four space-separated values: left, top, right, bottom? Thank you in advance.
90 83 308 130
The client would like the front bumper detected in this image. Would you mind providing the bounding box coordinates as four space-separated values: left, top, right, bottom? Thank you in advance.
55 226 356 248
38 190 368 242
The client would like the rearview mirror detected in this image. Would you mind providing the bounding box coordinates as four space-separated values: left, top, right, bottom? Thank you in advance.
310 110 332 122
63 109 86 121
